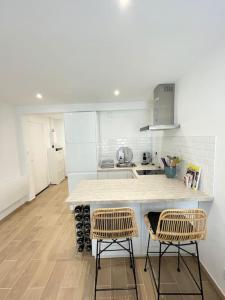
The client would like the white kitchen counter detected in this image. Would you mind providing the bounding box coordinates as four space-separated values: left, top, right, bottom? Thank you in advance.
66 165 213 257
66 174 213 205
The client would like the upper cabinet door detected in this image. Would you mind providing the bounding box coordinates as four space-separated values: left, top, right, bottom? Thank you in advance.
64 112 97 143
66 143 97 173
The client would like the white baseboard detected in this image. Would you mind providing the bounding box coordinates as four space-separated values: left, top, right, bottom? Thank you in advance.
0 195 28 221
201 262 225 299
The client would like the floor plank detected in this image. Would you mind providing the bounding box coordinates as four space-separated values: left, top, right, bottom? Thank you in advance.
0 180 222 300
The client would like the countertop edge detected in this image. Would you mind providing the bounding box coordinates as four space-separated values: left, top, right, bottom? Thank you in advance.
66 195 214 204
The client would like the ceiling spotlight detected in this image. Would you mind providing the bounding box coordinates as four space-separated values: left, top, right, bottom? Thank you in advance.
114 90 120 96
36 93 43 99
119 0 130 9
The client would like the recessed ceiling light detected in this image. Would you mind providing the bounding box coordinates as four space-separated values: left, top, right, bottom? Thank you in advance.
114 90 120 96
119 0 130 9
36 93 43 99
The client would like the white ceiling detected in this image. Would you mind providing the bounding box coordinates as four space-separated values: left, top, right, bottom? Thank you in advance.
1 0 225 105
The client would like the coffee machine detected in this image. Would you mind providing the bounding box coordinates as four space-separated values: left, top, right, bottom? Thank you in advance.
142 152 152 165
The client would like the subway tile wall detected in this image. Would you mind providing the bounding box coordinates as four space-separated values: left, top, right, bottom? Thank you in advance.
98 135 152 164
152 135 216 195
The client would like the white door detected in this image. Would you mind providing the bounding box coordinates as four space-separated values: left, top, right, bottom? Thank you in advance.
28 121 49 195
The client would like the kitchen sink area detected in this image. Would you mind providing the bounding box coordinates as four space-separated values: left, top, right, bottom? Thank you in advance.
136 169 165 175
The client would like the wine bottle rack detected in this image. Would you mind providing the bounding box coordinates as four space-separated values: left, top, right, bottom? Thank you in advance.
74 205 91 253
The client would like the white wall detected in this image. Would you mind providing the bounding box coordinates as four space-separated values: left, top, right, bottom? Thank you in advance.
0 103 29 219
152 134 216 195
98 110 152 163
173 43 225 295
0 103 21 179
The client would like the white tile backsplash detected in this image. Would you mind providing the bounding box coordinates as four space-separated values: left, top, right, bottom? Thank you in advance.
98 135 152 163
152 135 216 195
97 110 152 164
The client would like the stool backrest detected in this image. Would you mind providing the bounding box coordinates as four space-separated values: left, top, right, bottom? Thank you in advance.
156 209 207 242
91 207 138 239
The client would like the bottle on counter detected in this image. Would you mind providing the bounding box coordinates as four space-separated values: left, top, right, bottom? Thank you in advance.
153 151 160 168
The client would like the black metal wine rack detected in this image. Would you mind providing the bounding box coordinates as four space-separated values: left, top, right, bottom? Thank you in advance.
74 205 92 253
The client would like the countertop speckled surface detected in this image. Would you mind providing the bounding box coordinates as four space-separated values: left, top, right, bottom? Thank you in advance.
66 164 213 205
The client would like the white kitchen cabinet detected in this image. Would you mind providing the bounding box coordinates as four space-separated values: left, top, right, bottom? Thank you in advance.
109 170 128 179
127 170 135 178
48 148 65 184
66 143 97 173
64 112 98 193
97 170 135 180
97 171 108 179
64 112 97 143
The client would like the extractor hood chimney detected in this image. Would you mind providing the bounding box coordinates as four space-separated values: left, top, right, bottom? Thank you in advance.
140 83 180 131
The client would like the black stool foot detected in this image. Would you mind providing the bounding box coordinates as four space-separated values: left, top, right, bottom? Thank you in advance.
177 268 181 272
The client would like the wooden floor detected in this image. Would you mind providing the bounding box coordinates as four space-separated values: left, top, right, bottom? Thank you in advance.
0 180 222 300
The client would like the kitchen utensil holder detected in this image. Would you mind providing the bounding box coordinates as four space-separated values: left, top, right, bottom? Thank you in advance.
165 166 176 178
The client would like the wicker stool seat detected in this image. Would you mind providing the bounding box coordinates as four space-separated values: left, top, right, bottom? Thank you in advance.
144 209 207 242
92 207 139 300
144 209 207 300
92 207 138 240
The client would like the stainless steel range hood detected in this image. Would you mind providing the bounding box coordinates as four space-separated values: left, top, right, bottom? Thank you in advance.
140 84 180 131
140 124 180 131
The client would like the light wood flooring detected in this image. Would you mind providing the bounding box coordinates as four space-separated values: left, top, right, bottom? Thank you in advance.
0 180 222 300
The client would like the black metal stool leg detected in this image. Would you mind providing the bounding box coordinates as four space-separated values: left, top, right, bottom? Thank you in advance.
157 242 162 300
130 239 139 300
128 238 133 268
195 241 204 300
177 242 181 272
94 240 99 300
98 240 101 270
144 233 150 272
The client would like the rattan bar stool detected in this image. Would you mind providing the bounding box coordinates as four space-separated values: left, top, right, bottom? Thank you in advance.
143 209 207 300
91 207 139 300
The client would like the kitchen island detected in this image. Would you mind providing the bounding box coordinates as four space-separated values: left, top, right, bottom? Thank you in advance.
66 166 213 256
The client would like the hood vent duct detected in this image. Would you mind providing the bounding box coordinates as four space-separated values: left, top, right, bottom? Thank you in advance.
140 83 180 131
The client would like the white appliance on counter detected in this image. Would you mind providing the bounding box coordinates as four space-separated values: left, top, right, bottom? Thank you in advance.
48 148 66 184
